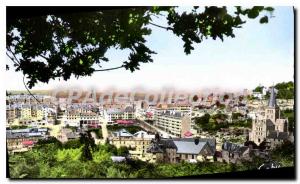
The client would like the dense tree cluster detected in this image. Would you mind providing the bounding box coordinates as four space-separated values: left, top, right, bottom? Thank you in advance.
252 81 294 100
253 86 264 93
270 141 294 167
281 109 294 132
194 113 228 132
275 81 294 99
9 137 294 178
6 6 274 88
107 124 145 134
6 142 253 178
194 113 252 133
232 112 244 120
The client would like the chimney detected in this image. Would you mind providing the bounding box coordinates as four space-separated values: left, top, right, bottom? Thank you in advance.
194 138 200 145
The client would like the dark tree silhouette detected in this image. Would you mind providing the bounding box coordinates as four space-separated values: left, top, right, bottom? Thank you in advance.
6 6 274 88
79 132 96 161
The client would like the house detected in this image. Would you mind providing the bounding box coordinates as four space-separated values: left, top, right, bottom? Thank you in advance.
6 128 49 153
133 131 155 139
221 141 252 164
105 106 135 124
109 130 154 161
146 137 178 163
266 131 289 149
57 128 80 143
252 92 263 99
173 139 215 162
147 135 216 163
112 129 133 138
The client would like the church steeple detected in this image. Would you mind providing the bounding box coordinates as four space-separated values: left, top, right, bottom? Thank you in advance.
265 86 279 123
268 86 277 108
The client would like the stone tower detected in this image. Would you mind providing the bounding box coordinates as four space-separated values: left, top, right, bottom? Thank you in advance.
264 87 279 123
250 87 277 145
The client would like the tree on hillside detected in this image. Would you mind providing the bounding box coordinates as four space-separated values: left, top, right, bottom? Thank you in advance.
253 86 264 93
79 132 96 161
195 113 210 126
275 81 294 99
6 6 274 88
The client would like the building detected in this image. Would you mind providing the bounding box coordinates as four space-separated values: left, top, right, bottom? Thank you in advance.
6 106 16 126
147 136 216 163
6 128 49 153
105 106 135 124
109 129 154 161
155 110 191 137
172 138 215 162
277 99 294 110
31 105 45 121
146 136 178 163
57 128 80 143
221 142 252 164
6 103 56 127
249 87 290 147
20 104 32 120
60 110 103 128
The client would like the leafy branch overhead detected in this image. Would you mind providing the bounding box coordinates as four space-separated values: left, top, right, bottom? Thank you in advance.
6 6 274 88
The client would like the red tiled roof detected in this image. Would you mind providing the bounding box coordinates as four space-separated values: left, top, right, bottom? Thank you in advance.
22 140 34 146
116 120 134 125
146 112 153 117
184 131 193 137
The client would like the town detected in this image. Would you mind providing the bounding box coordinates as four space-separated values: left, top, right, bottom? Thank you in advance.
6 82 295 178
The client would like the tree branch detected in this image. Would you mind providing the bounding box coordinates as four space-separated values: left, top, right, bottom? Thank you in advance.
148 21 173 31
94 65 125 72
6 52 19 66
39 54 49 60
6 47 20 65
23 75 41 104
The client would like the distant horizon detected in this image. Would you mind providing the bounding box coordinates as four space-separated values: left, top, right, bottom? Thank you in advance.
6 79 294 95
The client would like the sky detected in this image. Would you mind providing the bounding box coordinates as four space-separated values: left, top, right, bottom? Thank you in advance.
6 6 294 92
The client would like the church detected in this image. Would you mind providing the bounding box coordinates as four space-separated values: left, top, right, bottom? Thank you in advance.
249 87 290 148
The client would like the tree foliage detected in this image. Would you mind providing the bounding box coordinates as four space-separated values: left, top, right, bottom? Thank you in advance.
252 81 294 100
8 138 294 178
107 124 145 134
195 113 210 126
275 81 294 99
281 109 294 132
232 112 243 120
79 132 96 161
195 113 229 132
6 6 274 88
270 141 295 167
253 86 264 93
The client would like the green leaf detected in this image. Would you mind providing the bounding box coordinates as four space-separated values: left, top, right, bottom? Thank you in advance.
247 9 259 19
260 16 268 24
265 7 274 12
79 59 83 65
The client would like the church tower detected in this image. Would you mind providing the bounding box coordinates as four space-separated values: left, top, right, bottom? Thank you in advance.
250 86 290 146
265 86 279 123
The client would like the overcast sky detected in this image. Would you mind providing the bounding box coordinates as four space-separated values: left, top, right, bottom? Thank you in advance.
6 6 294 92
